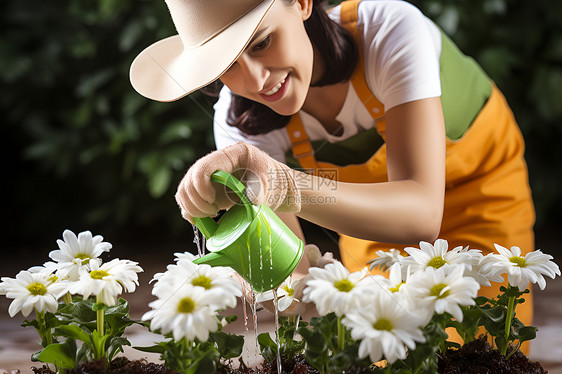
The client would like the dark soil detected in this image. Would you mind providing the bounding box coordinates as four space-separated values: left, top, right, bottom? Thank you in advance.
217 355 320 373
31 339 548 374
438 335 548 374
218 354 373 373
32 357 175 374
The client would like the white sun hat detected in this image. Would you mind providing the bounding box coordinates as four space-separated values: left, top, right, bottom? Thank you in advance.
130 0 276 102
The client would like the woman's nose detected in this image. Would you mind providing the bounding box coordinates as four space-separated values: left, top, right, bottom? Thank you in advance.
238 55 269 93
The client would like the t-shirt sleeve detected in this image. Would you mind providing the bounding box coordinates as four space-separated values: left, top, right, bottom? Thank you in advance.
358 0 442 110
213 86 290 163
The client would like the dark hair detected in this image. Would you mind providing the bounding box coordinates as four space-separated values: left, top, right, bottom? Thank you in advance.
226 0 359 136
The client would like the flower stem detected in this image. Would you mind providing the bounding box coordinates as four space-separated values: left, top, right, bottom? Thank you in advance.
337 316 345 352
501 294 516 356
96 296 105 337
64 292 73 304
36 309 53 347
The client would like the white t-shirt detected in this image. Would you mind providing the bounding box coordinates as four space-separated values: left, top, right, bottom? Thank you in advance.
213 0 442 162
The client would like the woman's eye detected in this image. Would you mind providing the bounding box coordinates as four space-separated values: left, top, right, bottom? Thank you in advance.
252 35 271 52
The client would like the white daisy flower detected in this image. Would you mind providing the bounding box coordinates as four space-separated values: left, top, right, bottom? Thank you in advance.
480 244 561 291
302 261 371 316
256 276 299 312
384 263 411 293
69 258 142 306
142 284 222 342
368 248 406 271
403 239 476 273
172 251 199 262
28 261 67 281
342 291 425 364
49 230 112 281
0 270 68 317
151 257 240 310
459 248 504 287
405 265 480 322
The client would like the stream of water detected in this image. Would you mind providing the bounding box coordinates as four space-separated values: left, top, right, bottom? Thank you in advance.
192 211 284 373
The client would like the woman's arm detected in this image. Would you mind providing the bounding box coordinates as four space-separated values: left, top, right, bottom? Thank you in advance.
296 96 446 244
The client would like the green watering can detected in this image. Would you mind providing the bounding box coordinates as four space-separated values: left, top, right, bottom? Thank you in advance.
192 170 304 292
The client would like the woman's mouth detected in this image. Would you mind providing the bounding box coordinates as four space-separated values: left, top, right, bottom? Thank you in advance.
259 75 289 102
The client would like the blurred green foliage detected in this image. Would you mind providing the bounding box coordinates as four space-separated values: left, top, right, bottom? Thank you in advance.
1 0 216 247
2 0 561 249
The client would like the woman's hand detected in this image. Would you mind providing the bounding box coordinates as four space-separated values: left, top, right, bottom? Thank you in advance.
175 142 301 222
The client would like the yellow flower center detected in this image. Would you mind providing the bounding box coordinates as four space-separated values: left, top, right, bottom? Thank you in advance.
427 257 447 269
509 256 527 268
430 283 450 298
373 318 393 331
27 283 47 296
191 275 213 290
282 285 295 297
75 253 91 265
90 270 109 280
334 279 355 292
388 282 404 293
177 297 196 313
48 275 59 283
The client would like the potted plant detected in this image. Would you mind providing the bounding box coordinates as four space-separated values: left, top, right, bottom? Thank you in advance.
1 232 559 373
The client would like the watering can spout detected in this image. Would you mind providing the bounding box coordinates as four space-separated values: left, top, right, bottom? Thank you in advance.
193 217 218 239
192 251 230 267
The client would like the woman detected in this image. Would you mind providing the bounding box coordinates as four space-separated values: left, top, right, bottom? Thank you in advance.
130 0 535 350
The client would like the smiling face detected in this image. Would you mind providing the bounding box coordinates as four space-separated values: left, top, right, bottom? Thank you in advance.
219 0 314 116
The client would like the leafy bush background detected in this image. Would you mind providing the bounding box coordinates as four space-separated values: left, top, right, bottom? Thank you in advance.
2 0 561 253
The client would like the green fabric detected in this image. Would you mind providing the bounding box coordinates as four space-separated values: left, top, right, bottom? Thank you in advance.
286 29 492 168
439 30 492 140
286 127 384 169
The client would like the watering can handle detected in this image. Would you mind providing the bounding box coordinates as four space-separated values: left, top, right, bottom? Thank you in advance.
192 170 254 239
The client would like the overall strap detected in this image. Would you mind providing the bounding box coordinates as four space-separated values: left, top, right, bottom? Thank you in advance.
286 115 317 172
286 0 386 171
340 0 386 129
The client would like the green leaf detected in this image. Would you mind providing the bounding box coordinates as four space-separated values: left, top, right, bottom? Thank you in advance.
37 339 78 369
31 351 42 362
187 348 219 374
220 314 238 326
481 306 505 324
511 318 538 343
133 343 168 354
257 332 277 362
104 298 140 337
57 299 97 327
55 324 92 344
209 331 244 359
92 302 107 312
475 296 491 307
21 319 40 329
77 344 94 365
257 332 277 350
106 336 131 360
514 326 537 343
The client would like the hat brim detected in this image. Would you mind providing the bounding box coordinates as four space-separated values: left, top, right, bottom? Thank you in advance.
130 0 276 102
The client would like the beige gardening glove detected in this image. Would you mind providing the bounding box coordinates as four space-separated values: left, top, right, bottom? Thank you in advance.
250 244 335 318
175 142 301 222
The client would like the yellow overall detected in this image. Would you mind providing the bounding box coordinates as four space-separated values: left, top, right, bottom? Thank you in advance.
285 0 535 352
